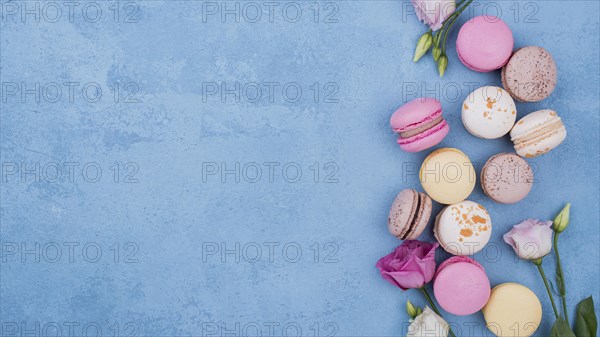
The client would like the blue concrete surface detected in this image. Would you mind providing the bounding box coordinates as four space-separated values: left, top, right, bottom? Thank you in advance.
1 1 598 336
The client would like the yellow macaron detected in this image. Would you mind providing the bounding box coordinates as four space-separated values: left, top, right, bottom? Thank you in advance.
419 148 476 204
483 283 542 337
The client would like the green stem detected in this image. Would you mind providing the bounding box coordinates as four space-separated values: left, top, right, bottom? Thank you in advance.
534 260 560 319
434 29 443 47
441 0 474 53
433 11 457 48
436 0 467 29
419 287 457 337
554 232 570 325
443 0 468 24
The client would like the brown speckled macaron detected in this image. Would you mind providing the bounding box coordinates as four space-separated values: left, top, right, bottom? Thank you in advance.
481 153 533 204
388 189 432 240
501 46 557 102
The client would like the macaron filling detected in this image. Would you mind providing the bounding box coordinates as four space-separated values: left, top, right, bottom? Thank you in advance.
388 190 432 240
399 116 444 138
401 193 423 240
510 110 567 158
398 119 448 145
393 109 443 134
512 120 565 146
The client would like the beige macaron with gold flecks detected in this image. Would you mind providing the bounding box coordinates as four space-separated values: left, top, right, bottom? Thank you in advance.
462 86 517 139
510 109 567 158
434 200 492 256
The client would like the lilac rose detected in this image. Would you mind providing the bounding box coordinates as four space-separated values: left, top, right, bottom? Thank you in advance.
376 240 438 290
412 0 456 31
504 219 554 260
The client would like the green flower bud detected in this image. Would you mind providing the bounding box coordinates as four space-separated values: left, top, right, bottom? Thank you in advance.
413 32 433 63
407 300 418 318
438 55 448 77
432 46 442 61
553 203 571 233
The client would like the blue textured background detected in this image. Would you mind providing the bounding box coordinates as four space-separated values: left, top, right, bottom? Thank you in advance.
1 1 599 336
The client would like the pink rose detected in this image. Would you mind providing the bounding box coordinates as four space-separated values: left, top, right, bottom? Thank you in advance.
412 0 456 31
376 240 438 290
503 219 554 260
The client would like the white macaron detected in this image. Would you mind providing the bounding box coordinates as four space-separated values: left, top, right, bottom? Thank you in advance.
510 109 567 158
462 86 517 139
434 201 492 256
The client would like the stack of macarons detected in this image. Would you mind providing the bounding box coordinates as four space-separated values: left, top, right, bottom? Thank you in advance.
384 14 568 337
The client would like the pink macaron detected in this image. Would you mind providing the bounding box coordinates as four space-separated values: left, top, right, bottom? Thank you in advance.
390 98 450 153
434 256 491 316
456 16 514 72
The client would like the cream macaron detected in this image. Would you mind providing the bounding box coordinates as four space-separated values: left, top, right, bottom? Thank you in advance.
483 283 542 337
434 200 492 256
510 109 567 158
462 86 517 139
420 148 476 205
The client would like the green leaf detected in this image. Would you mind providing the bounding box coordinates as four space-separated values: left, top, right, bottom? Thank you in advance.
550 317 576 337
553 203 571 233
412 32 433 62
574 297 597 337
406 300 417 318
